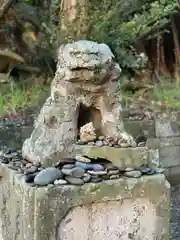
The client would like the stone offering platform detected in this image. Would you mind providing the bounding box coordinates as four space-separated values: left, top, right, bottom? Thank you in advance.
74 145 149 168
0 159 170 240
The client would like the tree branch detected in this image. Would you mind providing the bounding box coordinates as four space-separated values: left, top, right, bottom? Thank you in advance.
177 0 180 9
0 0 12 19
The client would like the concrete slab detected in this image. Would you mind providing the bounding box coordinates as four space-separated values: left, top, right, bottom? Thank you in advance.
124 120 155 138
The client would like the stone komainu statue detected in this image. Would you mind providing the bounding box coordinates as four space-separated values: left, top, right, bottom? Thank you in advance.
22 40 135 167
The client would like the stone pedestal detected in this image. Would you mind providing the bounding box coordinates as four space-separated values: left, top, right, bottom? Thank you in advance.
0 161 171 240
74 145 149 168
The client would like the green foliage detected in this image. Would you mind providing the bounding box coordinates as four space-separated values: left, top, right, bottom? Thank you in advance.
89 0 177 70
150 79 180 111
0 94 3 116
48 0 61 47
121 77 180 113
11 0 178 73
0 85 48 116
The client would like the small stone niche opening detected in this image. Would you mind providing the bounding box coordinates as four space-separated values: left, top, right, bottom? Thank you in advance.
77 103 102 140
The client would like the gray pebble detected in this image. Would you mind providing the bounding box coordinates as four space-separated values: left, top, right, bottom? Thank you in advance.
25 166 38 175
16 168 24 174
110 174 120 180
93 164 105 171
3 153 13 159
91 177 103 183
12 157 21 162
120 142 130 148
82 173 91 183
103 140 109 146
154 167 165 174
71 167 85 178
95 140 104 147
75 155 91 163
61 168 72 176
118 167 126 172
62 167 85 178
131 141 137 148
124 170 142 178
88 170 107 176
139 167 151 174
75 161 94 170
76 140 87 145
38 167 44 171
145 168 156 175
54 179 68 185
113 145 120 148
34 167 62 186
11 152 18 157
102 175 110 180
14 162 21 167
65 176 84 185
138 142 146 147
88 142 95 146
8 165 19 170
62 164 75 169
106 165 119 171
125 167 134 172
108 170 120 175
1 158 9 164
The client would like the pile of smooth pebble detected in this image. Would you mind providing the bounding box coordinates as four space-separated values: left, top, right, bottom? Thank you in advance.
76 135 146 148
0 147 165 187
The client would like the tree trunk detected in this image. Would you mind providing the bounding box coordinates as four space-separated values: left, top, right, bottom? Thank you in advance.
60 0 89 43
0 0 12 19
171 16 180 82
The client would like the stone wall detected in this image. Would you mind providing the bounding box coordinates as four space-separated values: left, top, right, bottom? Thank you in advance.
0 161 170 240
124 117 180 180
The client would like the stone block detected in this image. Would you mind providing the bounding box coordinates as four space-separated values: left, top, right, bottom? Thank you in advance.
159 146 180 168
164 165 180 184
0 126 22 149
0 163 171 240
124 120 155 138
155 118 180 137
74 145 149 168
147 137 180 168
146 137 180 149
148 148 160 167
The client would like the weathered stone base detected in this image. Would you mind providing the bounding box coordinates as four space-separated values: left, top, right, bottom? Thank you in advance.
74 145 149 168
0 163 170 240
